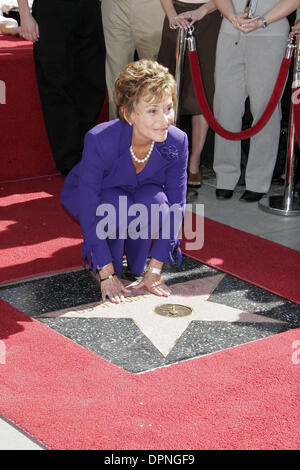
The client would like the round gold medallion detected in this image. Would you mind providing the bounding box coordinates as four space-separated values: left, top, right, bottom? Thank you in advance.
154 303 192 318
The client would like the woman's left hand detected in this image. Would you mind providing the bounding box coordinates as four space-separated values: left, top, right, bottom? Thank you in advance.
176 7 208 27
133 271 171 297
231 13 262 33
291 19 300 35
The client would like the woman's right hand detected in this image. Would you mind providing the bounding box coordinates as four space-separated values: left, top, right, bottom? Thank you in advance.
169 14 191 29
100 275 131 304
99 263 130 303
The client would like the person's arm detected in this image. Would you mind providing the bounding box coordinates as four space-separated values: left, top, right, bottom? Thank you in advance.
243 0 300 33
176 0 217 26
262 0 300 26
214 0 253 30
79 132 130 304
215 0 300 33
17 0 39 41
160 0 177 19
160 0 191 28
214 0 236 23
291 7 300 33
160 0 216 29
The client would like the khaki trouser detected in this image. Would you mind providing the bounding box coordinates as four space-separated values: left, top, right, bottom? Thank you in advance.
101 0 164 119
213 21 289 193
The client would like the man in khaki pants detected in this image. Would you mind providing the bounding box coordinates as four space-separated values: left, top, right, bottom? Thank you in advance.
101 0 165 119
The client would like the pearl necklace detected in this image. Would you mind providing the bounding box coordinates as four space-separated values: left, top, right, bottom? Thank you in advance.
130 141 155 164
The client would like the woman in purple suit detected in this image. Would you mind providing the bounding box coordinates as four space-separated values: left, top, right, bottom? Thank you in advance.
61 60 188 304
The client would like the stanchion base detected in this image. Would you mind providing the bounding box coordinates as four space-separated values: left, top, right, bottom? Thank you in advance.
259 195 300 216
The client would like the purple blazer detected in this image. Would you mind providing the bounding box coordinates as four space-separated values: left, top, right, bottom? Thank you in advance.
61 119 188 274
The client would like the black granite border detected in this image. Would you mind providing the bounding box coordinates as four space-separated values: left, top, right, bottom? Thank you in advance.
1 255 299 373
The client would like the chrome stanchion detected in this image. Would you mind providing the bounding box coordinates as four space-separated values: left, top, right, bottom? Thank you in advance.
259 34 300 216
174 26 194 125
186 25 196 53
175 26 198 202
174 27 186 125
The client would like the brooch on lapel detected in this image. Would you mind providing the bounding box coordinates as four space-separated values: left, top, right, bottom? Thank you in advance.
156 143 179 160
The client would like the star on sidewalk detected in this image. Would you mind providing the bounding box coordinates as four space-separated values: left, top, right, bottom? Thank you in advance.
40 275 286 357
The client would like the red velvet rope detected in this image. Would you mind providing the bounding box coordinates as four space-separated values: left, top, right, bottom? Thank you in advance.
188 50 292 141
293 88 300 148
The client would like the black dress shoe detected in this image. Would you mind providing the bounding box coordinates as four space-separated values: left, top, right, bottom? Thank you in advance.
239 190 265 202
216 188 234 199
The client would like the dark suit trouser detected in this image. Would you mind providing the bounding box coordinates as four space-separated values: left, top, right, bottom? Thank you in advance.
32 0 106 173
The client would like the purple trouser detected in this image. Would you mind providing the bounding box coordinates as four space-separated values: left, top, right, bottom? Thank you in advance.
62 182 179 275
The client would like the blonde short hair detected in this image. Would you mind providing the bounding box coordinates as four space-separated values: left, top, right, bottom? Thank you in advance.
114 59 177 123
